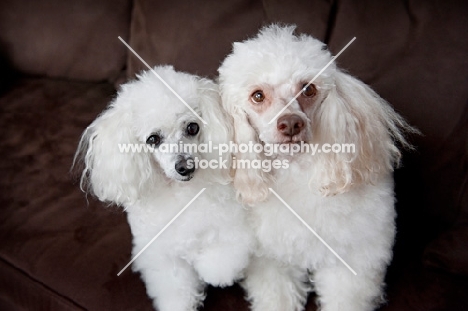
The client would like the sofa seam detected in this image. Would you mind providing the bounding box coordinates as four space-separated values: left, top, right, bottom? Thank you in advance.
0 256 87 310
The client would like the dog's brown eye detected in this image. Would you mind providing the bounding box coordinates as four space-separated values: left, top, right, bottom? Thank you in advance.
146 134 162 147
301 84 317 97
251 90 265 103
186 122 199 136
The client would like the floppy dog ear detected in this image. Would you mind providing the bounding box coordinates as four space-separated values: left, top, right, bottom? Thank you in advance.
221 93 274 205
312 70 416 195
74 96 156 206
197 78 234 184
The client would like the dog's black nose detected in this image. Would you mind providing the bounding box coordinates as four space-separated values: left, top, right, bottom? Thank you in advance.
175 157 195 176
277 114 304 137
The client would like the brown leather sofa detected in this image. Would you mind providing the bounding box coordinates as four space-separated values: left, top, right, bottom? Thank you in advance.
1 0 466 310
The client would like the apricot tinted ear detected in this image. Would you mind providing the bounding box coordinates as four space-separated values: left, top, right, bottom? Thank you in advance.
312 70 414 195
228 105 272 204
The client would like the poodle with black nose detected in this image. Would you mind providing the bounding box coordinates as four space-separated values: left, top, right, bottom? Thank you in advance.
74 66 253 311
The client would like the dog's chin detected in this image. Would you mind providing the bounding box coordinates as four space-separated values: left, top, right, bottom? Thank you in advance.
272 135 308 145
175 174 194 182
278 139 303 144
261 134 310 157
164 172 195 182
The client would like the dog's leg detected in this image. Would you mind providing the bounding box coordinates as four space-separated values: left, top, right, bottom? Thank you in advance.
313 265 386 311
242 256 310 311
136 256 205 311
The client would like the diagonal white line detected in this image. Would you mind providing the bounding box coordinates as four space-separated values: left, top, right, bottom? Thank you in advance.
268 188 357 275
118 36 207 125
268 37 356 124
117 188 206 276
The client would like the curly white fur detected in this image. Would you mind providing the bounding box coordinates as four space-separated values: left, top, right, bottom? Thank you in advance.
74 66 254 311
219 25 416 311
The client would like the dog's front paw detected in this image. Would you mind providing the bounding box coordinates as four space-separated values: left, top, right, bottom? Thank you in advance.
194 246 248 287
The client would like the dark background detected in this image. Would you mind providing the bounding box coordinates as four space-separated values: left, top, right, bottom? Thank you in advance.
0 0 467 310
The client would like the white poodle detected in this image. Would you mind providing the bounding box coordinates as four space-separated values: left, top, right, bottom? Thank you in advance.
74 66 253 311
218 25 416 311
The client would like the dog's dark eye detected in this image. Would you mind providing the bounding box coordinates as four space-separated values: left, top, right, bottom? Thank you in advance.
186 122 199 136
301 84 317 97
251 90 265 103
146 134 162 147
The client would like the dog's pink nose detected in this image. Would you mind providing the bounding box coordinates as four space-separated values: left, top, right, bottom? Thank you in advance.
277 115 304 137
